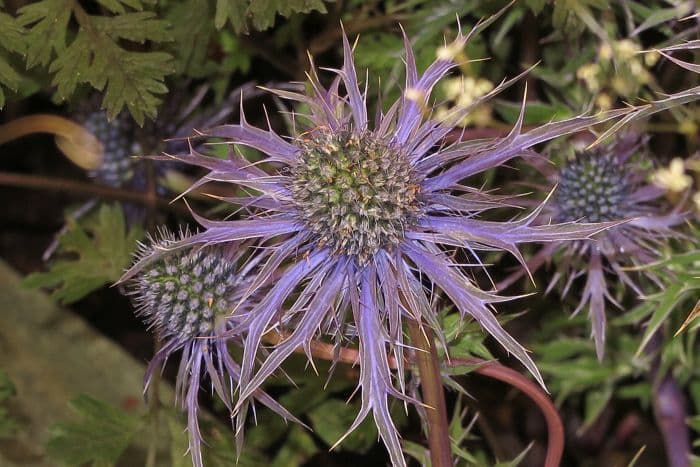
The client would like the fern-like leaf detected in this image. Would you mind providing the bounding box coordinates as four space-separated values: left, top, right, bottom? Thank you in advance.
215 0 326 33
0 10 26 107
17 0 173 124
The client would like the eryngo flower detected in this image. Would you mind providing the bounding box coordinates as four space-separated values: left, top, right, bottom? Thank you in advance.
123 23 622 465
82 109 142 188
504 135 686 359
128 231 299 467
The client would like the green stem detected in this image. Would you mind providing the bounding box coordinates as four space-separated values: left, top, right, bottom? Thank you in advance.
407 320 452 467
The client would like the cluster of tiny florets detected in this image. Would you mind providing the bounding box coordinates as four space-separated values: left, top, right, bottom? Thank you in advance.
290 131 421 263
83 110 142 187
554 150 633 223
131 245 236 341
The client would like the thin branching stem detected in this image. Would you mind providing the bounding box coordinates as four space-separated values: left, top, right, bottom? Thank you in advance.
0 171 189 214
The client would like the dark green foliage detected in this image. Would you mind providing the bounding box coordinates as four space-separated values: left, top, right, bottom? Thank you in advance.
0 8 26 107
16 0 173 124
215 0 327 33
46 395 143 466
23 203 143 304
308 400 377 453
0 370 18 438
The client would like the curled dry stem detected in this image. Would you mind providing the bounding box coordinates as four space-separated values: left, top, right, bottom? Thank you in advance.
0 114 103 169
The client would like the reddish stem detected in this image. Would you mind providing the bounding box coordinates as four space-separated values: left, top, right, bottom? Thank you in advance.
449 358 564 467
263 331 564 467
0 171 189 214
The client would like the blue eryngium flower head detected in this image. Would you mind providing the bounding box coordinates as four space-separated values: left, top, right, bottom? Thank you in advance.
128 231 299 467
123 23 623 465
513 135 686 360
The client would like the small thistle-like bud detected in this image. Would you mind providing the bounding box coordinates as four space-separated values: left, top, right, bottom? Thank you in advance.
290 131 421 263
554 150 634 223
129 234 237 341
83 111 142 187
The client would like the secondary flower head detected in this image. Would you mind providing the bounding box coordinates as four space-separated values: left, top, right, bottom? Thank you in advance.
128 231 298 467
124 21 621 465
508 135 686 359
554 149 634 223
82 110 142 187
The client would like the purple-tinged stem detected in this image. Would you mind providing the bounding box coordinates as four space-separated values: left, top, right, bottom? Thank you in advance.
653 373 691 467
407 320 453 467
647 331 691 467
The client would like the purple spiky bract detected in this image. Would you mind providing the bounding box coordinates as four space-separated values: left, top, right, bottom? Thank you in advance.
128 232 299 467
122 23 625 466
520 135 686 360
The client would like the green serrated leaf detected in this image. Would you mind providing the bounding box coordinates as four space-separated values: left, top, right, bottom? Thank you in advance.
0 55 22 98
632 1 694 35
0 12 26 54
248 0 326 31
166 0 214 75
46 395 143 466
580 386 613 433
534 338 592 361
98 49 173 124
219 30 251 74
636 282 686 356
17 0 71 68
48 31 92 103
18 0 173 123
270 426 317 467
23 203 143 304
525 0 548 15
215 0 248 33
308 399 378 453
96 0 145 14
92 12 172 43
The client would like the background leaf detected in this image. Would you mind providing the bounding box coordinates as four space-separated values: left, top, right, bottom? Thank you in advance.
46 395 143 466
23 203 144 305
